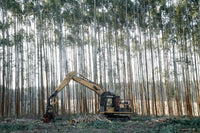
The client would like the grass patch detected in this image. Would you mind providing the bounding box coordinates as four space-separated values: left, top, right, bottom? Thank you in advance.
78 121 122 131
0 122 38 132
158 117 200 132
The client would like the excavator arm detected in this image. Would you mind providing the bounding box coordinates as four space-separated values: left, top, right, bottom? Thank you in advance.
47 71 76 106
72 75 104 96
43 71 104 122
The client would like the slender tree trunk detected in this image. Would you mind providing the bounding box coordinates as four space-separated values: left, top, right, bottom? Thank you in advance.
194 34 200 115
26 24 30 116
64 27 70 116
144 32 150 115
34 14 37 116
59 0 64 115
181 28 187 115
107 27 113 92
184 29 192 117
1 0 5 118
149 3 157 116
40 13 45 115
114 0 121 96
170 5 180 116
161 24 166 115
126 0 134 112
120 30 128 100
93 0 98 113
106 8 113 93
21 27 24 117
137 4 147 115
156 35 164 115
102 0 107 92
37 16 41 116
5 2 10 117
44 19 49 108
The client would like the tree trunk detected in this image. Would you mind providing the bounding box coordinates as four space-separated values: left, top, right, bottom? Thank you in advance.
149 4 157 116
114 0 121 96
1 0 5 118
144 31 150 115
126 0 134 112
59 0 64 115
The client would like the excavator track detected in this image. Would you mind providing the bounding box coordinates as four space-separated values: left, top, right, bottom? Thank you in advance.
105 114 130 122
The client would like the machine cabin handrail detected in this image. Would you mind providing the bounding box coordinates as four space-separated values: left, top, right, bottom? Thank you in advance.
47 71 104 106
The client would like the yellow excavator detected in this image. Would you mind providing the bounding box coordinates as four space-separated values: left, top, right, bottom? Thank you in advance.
43 71 132 122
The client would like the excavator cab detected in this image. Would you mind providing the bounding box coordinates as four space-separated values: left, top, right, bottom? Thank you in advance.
100 91 132 121
100 91 132 113
100 92 116 112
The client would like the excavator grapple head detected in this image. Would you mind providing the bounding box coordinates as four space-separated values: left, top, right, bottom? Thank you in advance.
43 105 56 122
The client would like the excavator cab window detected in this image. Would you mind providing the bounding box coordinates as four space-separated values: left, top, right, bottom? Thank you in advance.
106 98 113 107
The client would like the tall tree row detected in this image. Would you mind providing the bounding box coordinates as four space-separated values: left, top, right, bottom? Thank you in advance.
0 0 200 117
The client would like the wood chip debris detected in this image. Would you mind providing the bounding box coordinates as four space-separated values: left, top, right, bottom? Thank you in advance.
69 115 111 124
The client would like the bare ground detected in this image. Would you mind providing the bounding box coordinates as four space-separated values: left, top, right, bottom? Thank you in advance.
0 115 200 133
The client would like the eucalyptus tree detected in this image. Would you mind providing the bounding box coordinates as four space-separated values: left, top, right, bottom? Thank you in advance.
187 1 200 115
152 0 166 116
72 0 80 114
1 0 16 117
8 0 24 117
62 1 76 116
128 0 149 115
148 0 157 116
58 0 65 115
93 0 97 87
199 0 200 54
1 0 6 118
100 0 107 92
113 0 121 96
125 0 134 111
4 0 9 117
104 0 115 95
198 0 200 115
42 0 50 113
80 0 86 114
144 29 150 115
169 0 181 116
37 0 45 115
23 0 34 115
135 0 150 115
5 2 13 117
181 0 193 117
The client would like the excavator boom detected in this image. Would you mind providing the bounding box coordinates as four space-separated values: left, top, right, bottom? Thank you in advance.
72 75 103 96
47 71 103 106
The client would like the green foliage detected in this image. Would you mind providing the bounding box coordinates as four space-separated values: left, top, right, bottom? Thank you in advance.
158 117 200 132
0 122 38 132
131 116 153 121
78 120 121 130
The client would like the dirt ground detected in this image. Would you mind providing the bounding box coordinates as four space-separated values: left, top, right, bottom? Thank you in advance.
0 115 200 133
